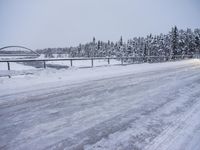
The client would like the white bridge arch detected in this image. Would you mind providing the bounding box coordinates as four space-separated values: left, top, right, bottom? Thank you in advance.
0 46 40 57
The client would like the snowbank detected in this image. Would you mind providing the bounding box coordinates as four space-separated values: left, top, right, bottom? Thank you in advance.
0 62 35 70
0 59 200 96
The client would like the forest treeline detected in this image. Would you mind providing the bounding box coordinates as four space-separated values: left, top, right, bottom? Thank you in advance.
37 26 200 59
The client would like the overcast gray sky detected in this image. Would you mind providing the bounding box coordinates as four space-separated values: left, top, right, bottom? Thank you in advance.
0 0 200 49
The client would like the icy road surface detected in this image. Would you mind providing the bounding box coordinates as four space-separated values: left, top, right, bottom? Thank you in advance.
1 60 200 150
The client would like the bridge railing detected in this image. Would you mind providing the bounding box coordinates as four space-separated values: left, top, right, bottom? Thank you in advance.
0 55 194 71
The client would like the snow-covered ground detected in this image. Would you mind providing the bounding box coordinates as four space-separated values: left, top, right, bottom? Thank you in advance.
1 59 200 150
0 62 35 71
0 59 121 77
46 58 121 68
0 59 197 95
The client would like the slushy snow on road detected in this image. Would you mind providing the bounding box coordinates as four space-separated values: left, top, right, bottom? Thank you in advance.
1 59 200 150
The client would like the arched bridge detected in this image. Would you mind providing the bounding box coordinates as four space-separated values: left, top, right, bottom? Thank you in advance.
0 46 40 57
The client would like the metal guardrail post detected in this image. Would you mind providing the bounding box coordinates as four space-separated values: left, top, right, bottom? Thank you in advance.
70 59 73 67
91 58 94 67
7 62 10 70
43 61 46 69
108 58 110 65
6 62 11 78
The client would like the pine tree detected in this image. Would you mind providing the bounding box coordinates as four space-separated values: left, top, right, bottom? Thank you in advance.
195 36 200 55
97 41 101 50
170 26 179 58
39 26 200 61
120 36 123 46
187 28 195 55
78 44 81 57
143 43 148 62
93 37 96 44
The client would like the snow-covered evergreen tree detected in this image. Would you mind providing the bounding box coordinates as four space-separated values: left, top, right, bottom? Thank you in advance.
37 26 200 61
170 26 179 58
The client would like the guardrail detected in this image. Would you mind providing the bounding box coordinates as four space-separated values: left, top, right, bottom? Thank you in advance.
0 55 194 71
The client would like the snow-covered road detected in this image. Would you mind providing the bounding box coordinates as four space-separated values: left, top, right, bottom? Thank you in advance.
1 60 200 150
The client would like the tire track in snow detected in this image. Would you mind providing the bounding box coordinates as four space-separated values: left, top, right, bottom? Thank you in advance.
1 62 200 150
